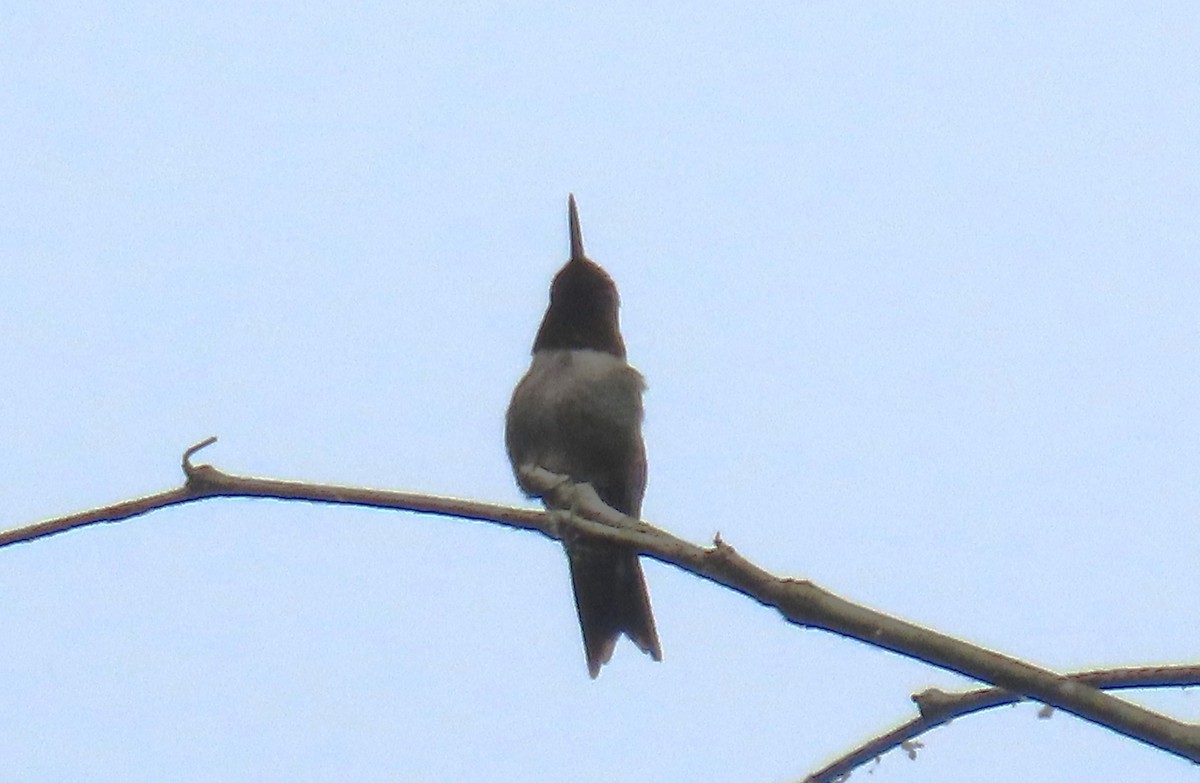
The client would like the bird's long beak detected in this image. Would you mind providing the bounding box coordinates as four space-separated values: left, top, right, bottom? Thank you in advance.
568 193 586 262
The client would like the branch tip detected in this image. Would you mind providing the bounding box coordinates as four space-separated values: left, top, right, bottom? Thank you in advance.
182 436 219 475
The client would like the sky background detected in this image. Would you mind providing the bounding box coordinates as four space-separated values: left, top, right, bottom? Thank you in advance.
2 3 1198 782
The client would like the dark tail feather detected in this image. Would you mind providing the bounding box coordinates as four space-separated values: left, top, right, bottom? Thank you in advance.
565 539 662 678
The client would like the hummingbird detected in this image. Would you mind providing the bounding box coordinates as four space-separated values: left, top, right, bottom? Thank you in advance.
505 194 662 678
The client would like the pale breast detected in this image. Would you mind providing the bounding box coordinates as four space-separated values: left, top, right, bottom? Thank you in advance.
505 348 646 501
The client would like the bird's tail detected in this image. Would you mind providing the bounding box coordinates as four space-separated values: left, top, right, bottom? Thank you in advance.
565 539 662 678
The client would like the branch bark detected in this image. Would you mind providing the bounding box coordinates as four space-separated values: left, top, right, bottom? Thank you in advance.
3 438 1198 774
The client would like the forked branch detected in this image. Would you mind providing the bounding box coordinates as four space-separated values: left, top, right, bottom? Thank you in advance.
2 438 1198 780
804 664 1200 782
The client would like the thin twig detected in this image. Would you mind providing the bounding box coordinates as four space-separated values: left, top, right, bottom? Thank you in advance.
803 665 1200 782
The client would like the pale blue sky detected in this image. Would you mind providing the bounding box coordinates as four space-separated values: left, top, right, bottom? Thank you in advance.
2 3 1198 782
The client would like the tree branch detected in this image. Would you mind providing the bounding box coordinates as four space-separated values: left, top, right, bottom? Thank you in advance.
512 466 1200 768
803 664 1200 782
0 437 549 549
3 438 1198 770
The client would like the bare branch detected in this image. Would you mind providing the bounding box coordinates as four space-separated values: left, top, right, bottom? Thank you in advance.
1 437 548 549
804 665 1200 782
512 466 1200 766
3 441 1198 769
